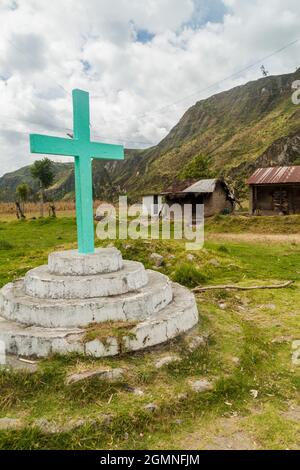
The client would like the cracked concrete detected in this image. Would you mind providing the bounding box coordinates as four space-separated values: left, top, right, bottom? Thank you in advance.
0 249 199 358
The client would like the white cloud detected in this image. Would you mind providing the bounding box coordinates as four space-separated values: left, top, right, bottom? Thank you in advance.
0 0 300 176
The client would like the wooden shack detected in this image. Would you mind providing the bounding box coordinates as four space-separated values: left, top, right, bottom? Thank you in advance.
161 178 235 218
248 166 300 215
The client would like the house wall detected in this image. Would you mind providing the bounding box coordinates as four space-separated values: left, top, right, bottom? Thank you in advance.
204 183 233 217
142 195 163 216
164 184 233 219
250 184 300 215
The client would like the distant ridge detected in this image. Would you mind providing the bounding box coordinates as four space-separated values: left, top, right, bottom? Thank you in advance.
1 68 300 202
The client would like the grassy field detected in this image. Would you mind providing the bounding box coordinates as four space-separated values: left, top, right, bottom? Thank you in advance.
0 215 299 450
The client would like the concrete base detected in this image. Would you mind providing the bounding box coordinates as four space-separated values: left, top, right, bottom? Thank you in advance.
0 271 173 327
48 248 123 276
0 248 199 358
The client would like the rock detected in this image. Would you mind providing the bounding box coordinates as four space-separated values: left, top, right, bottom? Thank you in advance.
155 355 181 369
66 368 124 385
5 355 38 373
187 254 195 262
177 393 188 400
33 418 60 434
144 403 159 412
124 385 144 396
34 417 100 434
150 253 164 267
219 303 227 310
209 259 220 267
250 389 258 399
0 417 23 431
101 414 113 426
231 357 240 365
133 389 144 397
190 379 213 393
292 340 300 366
187 335 208 352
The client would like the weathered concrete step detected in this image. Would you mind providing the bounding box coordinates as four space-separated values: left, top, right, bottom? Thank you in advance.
48 248 123 276
24 261 148 299
0 271 173 328
0 283 199 358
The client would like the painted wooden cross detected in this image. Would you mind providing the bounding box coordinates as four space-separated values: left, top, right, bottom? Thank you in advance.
30 89 124 254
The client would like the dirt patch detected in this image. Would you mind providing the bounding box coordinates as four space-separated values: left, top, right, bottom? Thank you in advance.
282 405 300 423
207 233 300 244
181 417 258 450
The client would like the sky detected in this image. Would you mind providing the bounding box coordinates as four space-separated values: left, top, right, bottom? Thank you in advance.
0 0 300 176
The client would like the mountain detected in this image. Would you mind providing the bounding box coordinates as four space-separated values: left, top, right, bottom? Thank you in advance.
104 68 300 199
0 162 74 202
1 68 300 202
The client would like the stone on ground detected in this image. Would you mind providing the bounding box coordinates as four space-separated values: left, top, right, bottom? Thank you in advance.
190 379 213 393
144 403 159 412
187 335 209 352
66 367 124 385
150 253 164 267
0 417 23 431
155 355 181 369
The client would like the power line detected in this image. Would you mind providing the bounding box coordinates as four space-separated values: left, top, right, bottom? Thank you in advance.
0 125 154 147
1 36 300 148
6 38 71 98
106 37 300 124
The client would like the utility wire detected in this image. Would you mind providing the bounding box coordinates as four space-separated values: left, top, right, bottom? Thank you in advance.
1 36 300 148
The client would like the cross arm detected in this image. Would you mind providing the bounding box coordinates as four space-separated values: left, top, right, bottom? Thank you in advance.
90 141 124 161
30 134 78 156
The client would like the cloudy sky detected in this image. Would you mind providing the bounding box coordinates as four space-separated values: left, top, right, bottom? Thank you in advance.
0 0 300 176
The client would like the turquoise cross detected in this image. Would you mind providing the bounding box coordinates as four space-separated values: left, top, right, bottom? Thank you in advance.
29 89 124 254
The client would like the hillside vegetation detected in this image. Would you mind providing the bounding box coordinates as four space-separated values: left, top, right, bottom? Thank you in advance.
1 68 300 201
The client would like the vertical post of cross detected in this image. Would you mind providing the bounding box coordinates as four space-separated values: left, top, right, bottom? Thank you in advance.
73 90 94 254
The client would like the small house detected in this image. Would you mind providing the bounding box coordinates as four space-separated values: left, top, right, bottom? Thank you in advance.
248 166 300 215
142 178 235 219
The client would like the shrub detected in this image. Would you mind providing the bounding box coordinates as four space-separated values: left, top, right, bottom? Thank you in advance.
172 263 207 288
218 245 229 253
0 240 13 250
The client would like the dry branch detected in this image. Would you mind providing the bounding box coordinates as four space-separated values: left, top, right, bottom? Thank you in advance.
192 281 294 293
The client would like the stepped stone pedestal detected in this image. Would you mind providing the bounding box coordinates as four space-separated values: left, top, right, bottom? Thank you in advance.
0 249 199 358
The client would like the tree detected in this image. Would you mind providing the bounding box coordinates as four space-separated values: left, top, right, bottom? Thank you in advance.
30 158 55 217
181 154 214 180
16 183 31 217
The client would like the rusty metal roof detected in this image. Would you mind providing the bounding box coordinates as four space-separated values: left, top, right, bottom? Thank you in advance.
248 166 300 185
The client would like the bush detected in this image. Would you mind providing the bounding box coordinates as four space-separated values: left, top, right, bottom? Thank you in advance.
218 245 230 253
0 240 13 250
172 263 207 288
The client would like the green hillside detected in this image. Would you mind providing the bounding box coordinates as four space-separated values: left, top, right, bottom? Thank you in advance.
0 162 74 202
1 68 300 201
107 68 300 198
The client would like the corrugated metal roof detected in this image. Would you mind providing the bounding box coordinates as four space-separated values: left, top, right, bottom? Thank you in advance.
248 166 300 185
183 179 218 193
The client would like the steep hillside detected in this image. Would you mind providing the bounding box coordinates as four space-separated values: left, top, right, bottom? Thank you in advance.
0 162 73 202
107 68 300 198
1 68 300 201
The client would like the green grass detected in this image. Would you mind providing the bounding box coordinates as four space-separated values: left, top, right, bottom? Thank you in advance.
0 215 299 449
172 263 207 288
